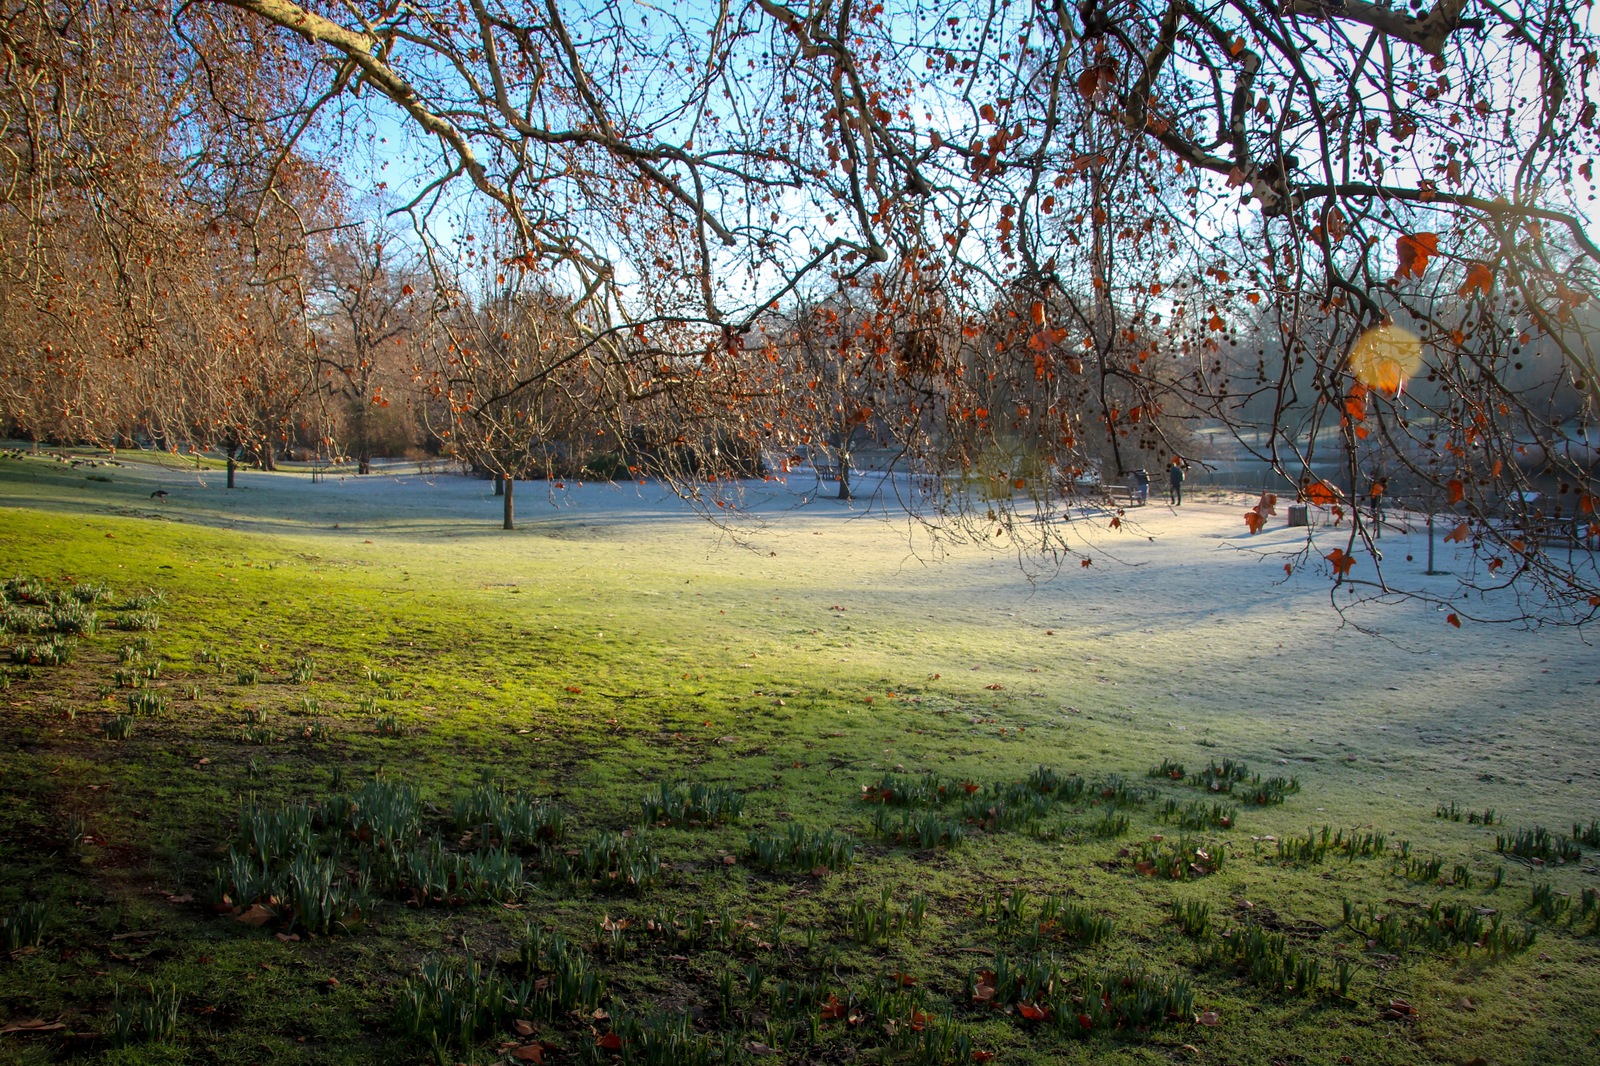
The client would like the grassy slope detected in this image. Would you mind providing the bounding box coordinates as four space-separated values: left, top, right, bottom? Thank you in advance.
0 451 1597 1065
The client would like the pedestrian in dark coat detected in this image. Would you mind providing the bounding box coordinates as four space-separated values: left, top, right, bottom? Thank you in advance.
1167 459 1185 506
1131 468 1150 505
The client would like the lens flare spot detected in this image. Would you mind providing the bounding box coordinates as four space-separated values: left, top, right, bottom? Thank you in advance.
1349 323 1421 394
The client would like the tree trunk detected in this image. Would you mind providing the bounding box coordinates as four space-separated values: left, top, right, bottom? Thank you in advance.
502 476 514 529
837 450 852 500
494 474 504 496
227 446 237 489
358 454 371 475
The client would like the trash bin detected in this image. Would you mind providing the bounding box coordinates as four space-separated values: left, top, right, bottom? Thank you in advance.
1287 504 1309 527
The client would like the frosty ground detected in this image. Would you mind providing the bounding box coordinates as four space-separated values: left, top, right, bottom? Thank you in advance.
2 450 1598 1065
31 452 1592 832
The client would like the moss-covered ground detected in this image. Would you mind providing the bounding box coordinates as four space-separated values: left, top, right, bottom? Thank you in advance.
0 449 1597 1065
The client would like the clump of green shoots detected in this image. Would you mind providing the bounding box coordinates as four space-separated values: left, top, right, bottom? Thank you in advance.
640 781 745 826
1 900 47 950
108 983 183 1047
746 825 856 873
1497 825 1582 863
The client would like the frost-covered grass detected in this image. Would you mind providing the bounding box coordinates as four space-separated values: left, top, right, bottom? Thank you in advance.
0 450 1595 1064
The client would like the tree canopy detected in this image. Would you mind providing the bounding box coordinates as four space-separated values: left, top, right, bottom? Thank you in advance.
3 0 1598 621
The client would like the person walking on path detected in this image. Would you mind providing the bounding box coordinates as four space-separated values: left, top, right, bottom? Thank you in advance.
1131 468 1150 505
1167 458 1185 506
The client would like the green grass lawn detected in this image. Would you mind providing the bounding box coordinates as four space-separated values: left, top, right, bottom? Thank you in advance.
0 450 1597 1065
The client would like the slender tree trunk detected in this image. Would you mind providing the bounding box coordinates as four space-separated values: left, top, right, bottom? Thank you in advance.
494 474 504 496
227 445 237 489
502 476 515 529
837 450 852 500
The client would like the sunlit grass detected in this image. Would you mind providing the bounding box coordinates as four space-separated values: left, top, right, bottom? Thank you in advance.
0 451 1596 1064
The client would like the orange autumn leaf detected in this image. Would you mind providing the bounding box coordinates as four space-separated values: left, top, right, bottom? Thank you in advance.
1457 262 1493 297
1075 61 1117 99
1325 548 1356 576
1444 521 1470 543
1304 481 1338 506
1446 613 1462 627
1018 1001 1052 1022
1244 509 1266 535
1344 385 1368 422
1030 300 1046 326
820 994 847 1020
1447 479 1464 504
1396 232 1439 278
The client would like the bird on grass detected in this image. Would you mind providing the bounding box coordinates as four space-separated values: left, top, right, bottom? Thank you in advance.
150 489 168 500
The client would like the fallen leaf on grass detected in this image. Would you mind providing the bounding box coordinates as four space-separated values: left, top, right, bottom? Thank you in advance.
1381 999 1416 1021
235 905 275 927
0 1019 66 1034
1196 1010 1221 1027
509 1044 545 1063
